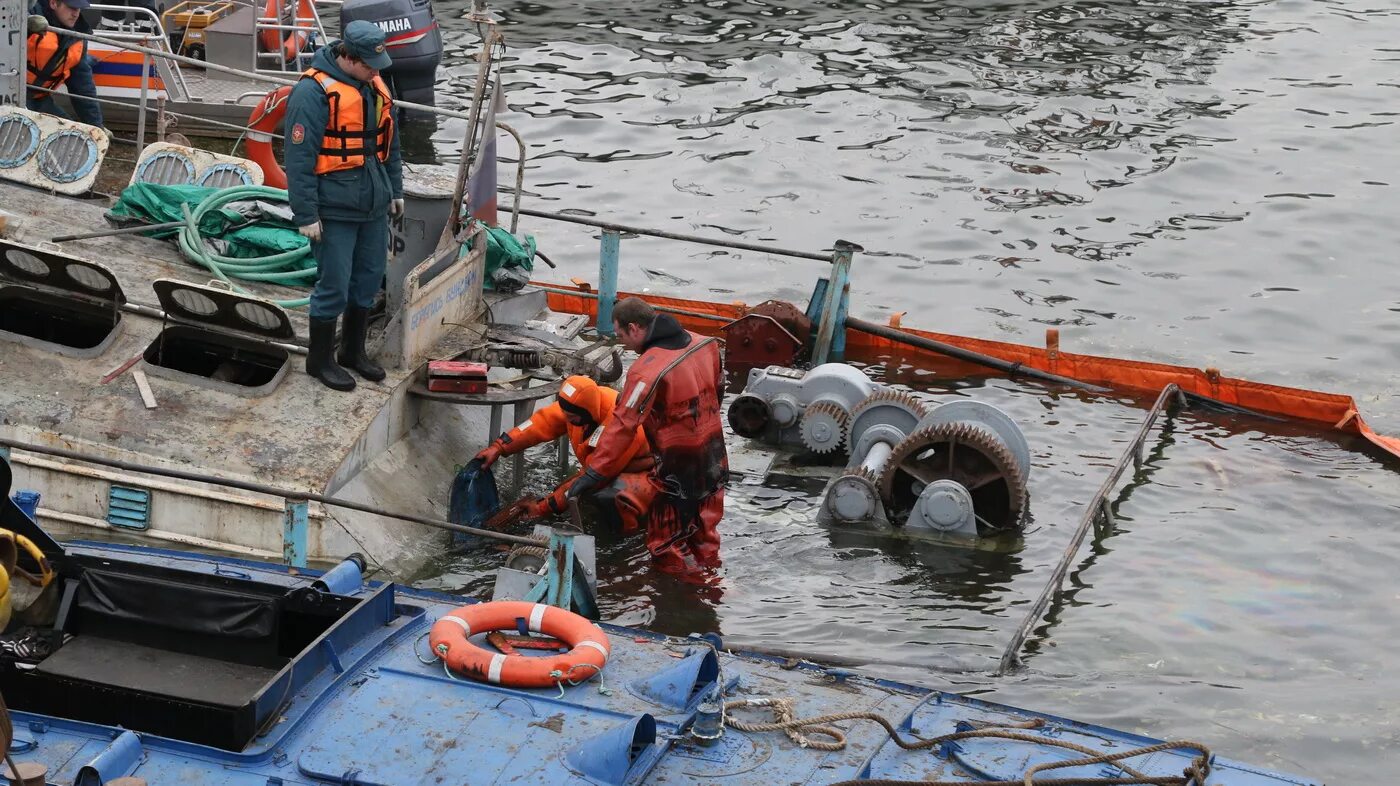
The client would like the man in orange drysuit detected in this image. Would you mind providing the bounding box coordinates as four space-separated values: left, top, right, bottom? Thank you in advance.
567 297 728 576
474 375 657 532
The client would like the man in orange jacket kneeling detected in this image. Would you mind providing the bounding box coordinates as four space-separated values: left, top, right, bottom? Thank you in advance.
474 375 658 533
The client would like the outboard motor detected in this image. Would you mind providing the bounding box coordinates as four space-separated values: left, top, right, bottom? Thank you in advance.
341 0 442 109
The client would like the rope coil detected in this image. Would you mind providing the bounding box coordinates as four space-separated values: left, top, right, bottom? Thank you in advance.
724 698 1213 786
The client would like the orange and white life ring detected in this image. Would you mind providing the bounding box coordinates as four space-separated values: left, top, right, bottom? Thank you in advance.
258 0 317 64
245 85 291 189
429 601 611 688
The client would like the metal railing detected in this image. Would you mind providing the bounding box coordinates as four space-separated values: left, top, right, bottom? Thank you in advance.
997 384 1185 674
88 4 190 97
253 0 328 77
506 199 859 360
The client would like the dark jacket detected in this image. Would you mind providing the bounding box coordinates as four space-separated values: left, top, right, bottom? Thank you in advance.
28 0 101 127
283 45 403 226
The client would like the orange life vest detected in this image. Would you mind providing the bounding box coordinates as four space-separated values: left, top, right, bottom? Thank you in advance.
26 30 83 99
490 375 654 519
301 67 394 175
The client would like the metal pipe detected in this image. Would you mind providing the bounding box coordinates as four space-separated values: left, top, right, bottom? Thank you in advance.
52 221 187 242
997 384 1180 674
510 205 831 262
0 438 543 547
496 121 526 234
845 316 1111 394
135 48 150 150
117 301 308 356
443 29 498 243
597 230 620 335
529 284 732 323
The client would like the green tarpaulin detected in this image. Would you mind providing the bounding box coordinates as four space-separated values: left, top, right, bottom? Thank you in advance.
107 182 308 260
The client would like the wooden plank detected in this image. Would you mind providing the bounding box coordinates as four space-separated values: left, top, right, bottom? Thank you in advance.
100 353 143 385
131 369 158 409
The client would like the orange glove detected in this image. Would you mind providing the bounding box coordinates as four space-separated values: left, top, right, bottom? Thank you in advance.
524 496 554 519
474 441 505 468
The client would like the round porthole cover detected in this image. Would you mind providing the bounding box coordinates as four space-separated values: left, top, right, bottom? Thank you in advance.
37 130 100 184
0 115 41 169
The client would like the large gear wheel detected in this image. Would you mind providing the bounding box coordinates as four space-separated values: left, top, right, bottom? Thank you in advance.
877 421 1028 534
845 388 930 451
504 545 549 574
800 400 850 454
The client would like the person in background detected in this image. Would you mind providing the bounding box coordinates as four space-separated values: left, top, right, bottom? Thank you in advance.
475 375 657 533
568 297 728 577
284 20 404 392
25 0 104 128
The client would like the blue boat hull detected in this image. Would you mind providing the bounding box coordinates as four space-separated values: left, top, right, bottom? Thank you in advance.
0 540 1318 786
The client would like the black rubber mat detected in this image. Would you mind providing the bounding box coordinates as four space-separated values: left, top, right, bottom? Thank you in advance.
37 636 277 708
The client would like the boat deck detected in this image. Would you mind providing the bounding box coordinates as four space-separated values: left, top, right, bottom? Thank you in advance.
4 542 1318 786
0 179 397 492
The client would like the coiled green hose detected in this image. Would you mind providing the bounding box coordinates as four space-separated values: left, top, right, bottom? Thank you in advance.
177 185 315 309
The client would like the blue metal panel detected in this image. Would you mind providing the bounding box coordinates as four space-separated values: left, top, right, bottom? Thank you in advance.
74 730 142 786
597 229 621 336
627 649 718 710
282 499 307 568
106 485 150 530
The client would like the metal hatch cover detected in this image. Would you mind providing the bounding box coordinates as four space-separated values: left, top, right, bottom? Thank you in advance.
0 239 127 307
152 279 295 340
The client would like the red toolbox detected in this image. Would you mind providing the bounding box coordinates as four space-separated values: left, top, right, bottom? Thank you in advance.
427 361 489 394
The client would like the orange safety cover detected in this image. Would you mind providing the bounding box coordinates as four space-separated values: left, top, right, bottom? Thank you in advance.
537 283 1400 461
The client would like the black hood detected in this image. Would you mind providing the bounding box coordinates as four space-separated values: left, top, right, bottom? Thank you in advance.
642 313 691 352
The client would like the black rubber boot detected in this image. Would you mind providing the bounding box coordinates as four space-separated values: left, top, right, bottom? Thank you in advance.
307 317 356 392
336 306 386 382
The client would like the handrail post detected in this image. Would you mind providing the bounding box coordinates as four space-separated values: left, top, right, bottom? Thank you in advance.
283 498 308 568
811 239 860 365
597 229 620 336
135 45 150 150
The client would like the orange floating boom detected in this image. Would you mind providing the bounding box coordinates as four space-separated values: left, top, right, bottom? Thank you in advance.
537 283 1400 461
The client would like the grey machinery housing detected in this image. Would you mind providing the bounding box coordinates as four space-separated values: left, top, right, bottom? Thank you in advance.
341 0 443 108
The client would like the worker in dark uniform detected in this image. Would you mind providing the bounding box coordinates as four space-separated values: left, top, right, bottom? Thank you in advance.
284 20 404 392
25 0 104 127
569 297 728 577
475 375 658 533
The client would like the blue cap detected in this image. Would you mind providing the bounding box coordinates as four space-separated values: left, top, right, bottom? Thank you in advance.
60 0 92 9
342 20 391 71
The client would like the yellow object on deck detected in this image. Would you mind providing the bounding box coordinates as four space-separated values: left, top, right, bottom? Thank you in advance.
0 528 56 633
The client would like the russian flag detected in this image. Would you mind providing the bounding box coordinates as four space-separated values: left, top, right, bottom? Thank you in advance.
466 79 502 227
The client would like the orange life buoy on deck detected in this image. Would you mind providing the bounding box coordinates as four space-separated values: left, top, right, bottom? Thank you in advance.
245 85 291 189
258 0 317 64
429 601 611 688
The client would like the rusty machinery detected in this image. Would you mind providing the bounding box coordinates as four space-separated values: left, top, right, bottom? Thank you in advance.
721 300 813 369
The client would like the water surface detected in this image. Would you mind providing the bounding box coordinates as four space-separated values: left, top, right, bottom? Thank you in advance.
412 2 1400 780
